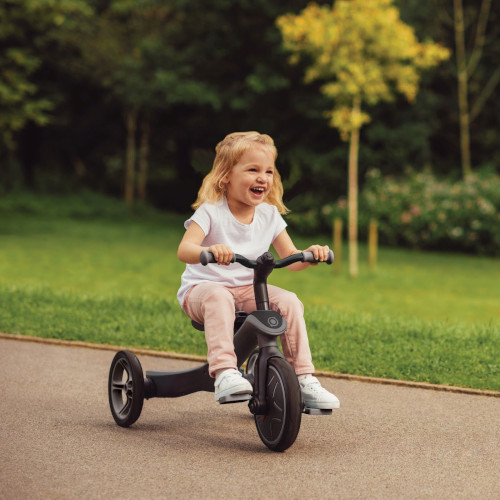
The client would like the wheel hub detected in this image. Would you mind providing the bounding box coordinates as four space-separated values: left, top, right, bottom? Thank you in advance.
125 380 134 397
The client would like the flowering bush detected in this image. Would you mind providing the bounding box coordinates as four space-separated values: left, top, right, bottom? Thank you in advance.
292 170 500 256
363 170 500 255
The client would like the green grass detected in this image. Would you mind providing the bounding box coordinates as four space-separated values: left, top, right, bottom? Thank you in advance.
1 193 499 391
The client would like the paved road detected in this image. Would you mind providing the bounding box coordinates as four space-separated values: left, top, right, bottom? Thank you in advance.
1 338 499 499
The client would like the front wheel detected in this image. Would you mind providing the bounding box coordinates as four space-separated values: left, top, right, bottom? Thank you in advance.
254 357 302 452
108 350 144 427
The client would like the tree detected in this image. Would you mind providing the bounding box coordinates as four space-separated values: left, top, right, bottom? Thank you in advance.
0 0 96 189
0 0 90 161
395 0 500 175
453 0 497 178
277 0 449 276
64 0 220 206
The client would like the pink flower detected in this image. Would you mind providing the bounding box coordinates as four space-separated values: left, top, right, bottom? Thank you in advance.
401 212 412 223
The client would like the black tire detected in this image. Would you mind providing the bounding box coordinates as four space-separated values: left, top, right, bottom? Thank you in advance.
108 350 144 427
254 357 302 452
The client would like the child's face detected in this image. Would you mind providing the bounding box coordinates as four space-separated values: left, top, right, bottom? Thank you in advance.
224 146 275 211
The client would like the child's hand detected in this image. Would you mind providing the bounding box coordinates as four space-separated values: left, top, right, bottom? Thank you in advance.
305 244 330 265
208 244 234 265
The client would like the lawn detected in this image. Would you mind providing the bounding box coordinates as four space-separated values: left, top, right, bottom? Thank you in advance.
1 193 499 391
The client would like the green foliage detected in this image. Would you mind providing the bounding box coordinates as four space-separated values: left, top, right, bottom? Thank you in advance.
277 0 451 276
277 0 450 138
0 194 498 390
323 170 500 255
1 0 499 218
306 307 499 390
69 1 221 111
1 287 498 391
0 0 92 151
0 47 53 146
0 3 48 149
0 189 161 219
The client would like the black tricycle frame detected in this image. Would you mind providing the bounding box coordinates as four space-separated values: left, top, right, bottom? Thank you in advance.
108 249 334 451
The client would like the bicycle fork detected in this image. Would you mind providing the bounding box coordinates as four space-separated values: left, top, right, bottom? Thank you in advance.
232 310 287 414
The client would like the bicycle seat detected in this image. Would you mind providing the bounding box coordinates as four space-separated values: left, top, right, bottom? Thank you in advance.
191 311 248 332
191 320 205 331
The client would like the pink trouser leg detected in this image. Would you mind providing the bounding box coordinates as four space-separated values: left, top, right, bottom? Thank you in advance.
233 284 314 375
266 285 315 375
182 283 315 377
182 283 238 377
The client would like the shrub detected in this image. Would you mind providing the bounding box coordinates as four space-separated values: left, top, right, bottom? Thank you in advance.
0 190 161 220
299 170 500 256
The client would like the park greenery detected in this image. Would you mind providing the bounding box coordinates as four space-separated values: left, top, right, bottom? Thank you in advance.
296 169 500 256
0 193 498 391
1 1 499 218
1 2 499 389
278 0 450 276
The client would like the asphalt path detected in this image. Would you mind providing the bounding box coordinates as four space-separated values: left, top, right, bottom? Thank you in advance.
1 337 499 499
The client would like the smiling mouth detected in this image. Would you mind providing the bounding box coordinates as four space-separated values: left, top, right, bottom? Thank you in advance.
250 187 265 194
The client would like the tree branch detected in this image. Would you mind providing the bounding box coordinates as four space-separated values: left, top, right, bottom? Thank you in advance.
470 66 500 122
467 0 492 77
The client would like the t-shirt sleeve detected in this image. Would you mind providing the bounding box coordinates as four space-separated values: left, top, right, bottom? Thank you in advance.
184 203 211 236
272 206 287 242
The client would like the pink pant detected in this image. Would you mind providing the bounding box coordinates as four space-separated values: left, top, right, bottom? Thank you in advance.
182 283 315 377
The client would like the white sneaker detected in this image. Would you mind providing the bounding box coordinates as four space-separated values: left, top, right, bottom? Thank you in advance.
214 369 253 402
299 375 340 410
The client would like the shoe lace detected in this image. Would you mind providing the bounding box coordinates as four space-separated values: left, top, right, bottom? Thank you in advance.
221 370 242 385
302 377 323 393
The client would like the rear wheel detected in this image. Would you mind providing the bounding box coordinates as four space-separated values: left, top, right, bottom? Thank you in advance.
108 350 144 427
254 357 302 452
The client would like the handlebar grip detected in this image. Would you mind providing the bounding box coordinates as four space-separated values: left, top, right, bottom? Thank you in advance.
200 250 215 265
302 249 334 265
200 250 236 266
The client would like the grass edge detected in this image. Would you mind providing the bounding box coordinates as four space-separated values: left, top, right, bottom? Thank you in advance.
2 331 499 399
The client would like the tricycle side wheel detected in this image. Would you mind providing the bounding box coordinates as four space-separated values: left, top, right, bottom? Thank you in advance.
108 350 144 427
254 357 302 452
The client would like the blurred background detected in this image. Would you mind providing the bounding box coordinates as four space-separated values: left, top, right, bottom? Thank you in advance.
1 1 498 253
1 0 499 389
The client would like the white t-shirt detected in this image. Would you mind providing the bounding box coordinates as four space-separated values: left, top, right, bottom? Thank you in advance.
177 198 287 306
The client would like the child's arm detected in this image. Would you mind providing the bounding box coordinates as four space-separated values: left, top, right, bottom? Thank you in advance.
273 229 330 271
177 221 234 265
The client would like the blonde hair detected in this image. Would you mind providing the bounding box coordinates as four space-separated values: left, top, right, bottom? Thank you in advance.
192 131 289 214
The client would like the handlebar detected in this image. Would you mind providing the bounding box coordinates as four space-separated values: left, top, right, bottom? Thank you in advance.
200 250 334 268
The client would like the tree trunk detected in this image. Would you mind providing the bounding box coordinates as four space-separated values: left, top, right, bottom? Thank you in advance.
348 98 361 278
137 119 151 202
124 107 138 207
453 0 472 178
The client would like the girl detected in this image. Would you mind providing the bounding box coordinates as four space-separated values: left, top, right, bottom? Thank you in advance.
177 131 339 410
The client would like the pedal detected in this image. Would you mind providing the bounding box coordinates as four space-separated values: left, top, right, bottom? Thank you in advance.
218 394 252 404
303 407 333 415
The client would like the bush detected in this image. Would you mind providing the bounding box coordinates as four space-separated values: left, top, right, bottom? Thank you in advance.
320 169 500 256
0 190 162 220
